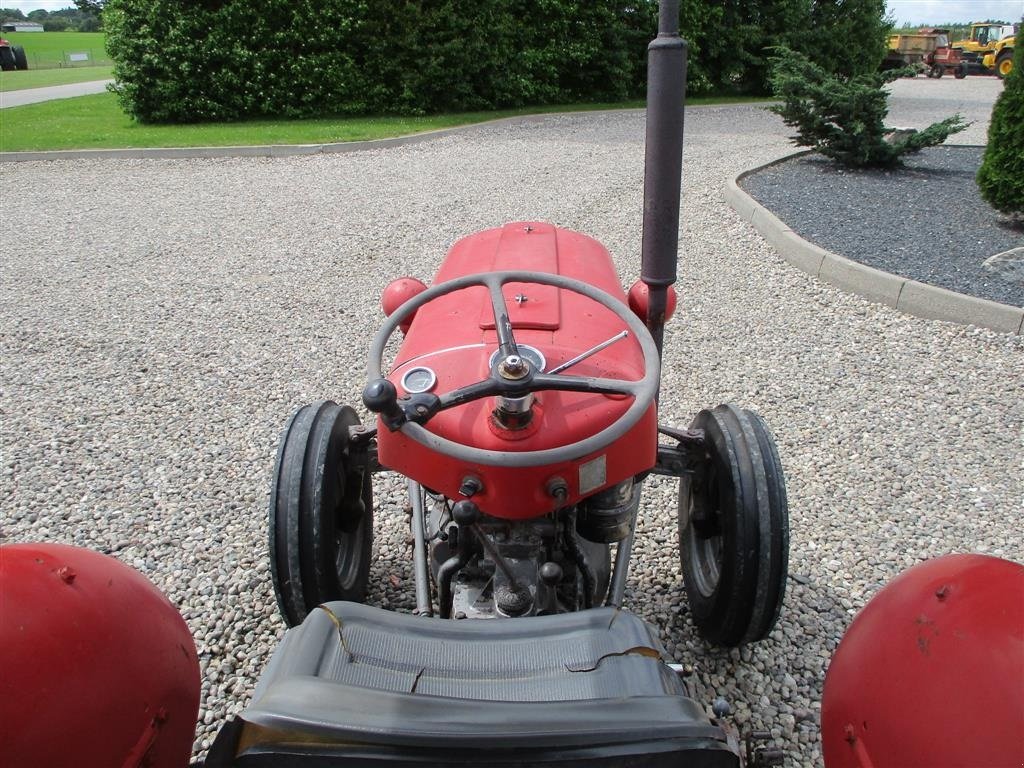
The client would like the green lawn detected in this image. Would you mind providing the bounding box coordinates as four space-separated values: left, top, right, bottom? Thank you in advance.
0 65 112 92
0 93 765 153
2 31 109 69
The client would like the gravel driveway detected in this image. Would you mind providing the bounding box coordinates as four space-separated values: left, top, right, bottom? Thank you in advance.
2 76 1020 765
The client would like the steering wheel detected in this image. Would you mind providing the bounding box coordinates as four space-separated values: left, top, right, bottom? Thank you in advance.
363 270 660 468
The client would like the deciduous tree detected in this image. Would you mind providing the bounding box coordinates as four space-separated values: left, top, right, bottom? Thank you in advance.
74 1 106 15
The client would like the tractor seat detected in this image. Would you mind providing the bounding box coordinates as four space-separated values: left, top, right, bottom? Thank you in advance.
206 602 738 766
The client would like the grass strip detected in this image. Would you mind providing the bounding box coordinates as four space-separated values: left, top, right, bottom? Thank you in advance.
0 93 765 153
0 65 112 92
0 32 110 69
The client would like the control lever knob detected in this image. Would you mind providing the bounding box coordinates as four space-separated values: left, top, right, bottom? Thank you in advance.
362 379 405 429
452 500 480 527
540 561 563 587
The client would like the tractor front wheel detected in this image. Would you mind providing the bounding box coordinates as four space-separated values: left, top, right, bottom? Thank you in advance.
955 64 967 79
678 404 789 647
12 45 27 70
995 51 1013 79
269 401 373 627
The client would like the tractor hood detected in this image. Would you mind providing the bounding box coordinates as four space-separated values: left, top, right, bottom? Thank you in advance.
376 222 657 520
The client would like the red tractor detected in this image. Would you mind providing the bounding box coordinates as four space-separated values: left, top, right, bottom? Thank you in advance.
199 3 786 765
0 37 29 71
1 4 1020 767
921 29 967 78
205 2 789 766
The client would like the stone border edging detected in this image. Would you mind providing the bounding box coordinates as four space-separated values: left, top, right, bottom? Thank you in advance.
0 110 626 164
725 151 1024 335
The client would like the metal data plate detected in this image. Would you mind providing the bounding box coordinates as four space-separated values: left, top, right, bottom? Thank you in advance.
579 455 607 496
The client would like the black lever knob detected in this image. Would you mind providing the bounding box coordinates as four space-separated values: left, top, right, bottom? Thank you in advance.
452 500 480 527
362 378 405 430
540 561 563 587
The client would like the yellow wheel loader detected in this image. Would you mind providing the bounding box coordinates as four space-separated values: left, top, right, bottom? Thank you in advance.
982 36 1015 79
952 22 1016 75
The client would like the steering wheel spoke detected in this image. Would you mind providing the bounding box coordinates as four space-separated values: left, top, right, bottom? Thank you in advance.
530 373 641 398
437 379 503 410
485 276 520 359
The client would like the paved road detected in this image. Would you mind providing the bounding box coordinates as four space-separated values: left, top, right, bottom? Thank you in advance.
885 75 1003 141
0 79 113 108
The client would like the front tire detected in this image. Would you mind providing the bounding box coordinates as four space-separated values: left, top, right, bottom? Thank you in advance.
269 401 373 627
678 405 789 647
12 45 27 70
995 51 1013 79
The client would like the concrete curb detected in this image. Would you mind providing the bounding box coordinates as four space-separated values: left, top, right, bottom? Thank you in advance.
0 110 624 164
725 152 1024 335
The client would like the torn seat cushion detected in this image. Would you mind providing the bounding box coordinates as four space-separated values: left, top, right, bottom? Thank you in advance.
227 602 726 751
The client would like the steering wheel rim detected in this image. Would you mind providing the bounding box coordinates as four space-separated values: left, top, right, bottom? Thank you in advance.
367 270 660 468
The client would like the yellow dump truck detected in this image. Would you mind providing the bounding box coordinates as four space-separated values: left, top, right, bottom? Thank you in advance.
884 29 945 70
883 29 968 77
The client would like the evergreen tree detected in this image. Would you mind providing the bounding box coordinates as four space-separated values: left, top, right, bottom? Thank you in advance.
977 27 1024 216
768 48 968 167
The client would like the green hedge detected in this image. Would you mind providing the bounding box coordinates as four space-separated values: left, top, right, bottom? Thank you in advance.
105 0 891 124
977 37 1024 216
674 0 889 96
105 0 660 123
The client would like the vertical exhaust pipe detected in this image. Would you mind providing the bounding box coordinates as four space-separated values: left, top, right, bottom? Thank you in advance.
607 3 688 608
640 0 687 357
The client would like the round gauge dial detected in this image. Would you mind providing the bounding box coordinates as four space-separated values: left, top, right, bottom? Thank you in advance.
400 366 437 394
488 344 547 373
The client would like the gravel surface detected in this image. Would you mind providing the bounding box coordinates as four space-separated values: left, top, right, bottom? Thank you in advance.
2 76 1020 766
741 146 1024 307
